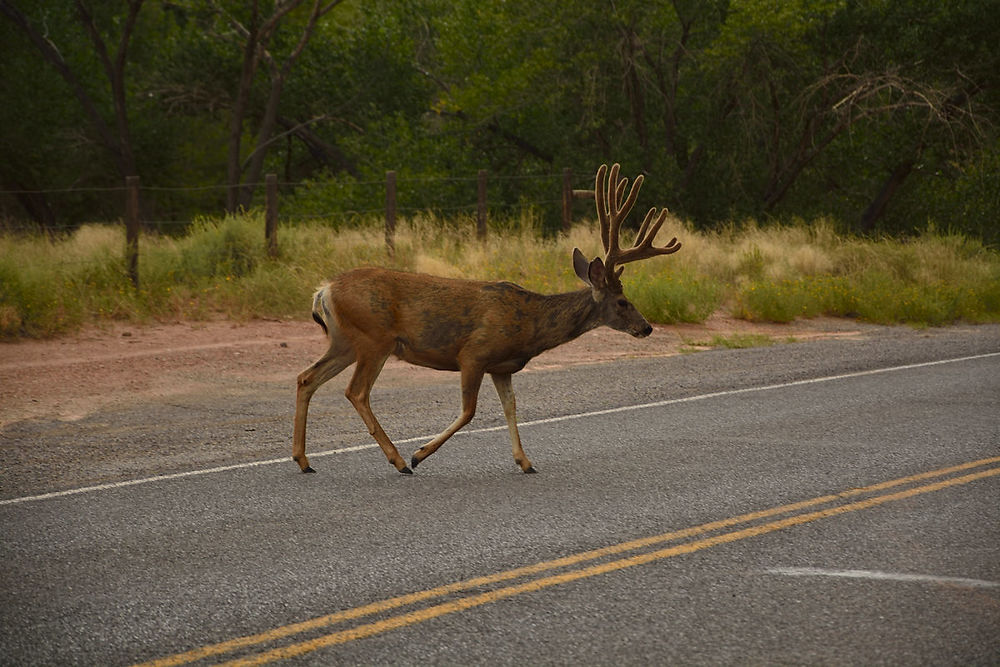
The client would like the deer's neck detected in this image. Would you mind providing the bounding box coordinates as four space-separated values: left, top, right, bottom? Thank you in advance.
530 289 602 353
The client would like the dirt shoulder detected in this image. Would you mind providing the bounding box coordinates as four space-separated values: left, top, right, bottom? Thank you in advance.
0 314 868 426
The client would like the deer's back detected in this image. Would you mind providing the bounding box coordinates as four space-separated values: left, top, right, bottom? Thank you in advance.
327 268 537 371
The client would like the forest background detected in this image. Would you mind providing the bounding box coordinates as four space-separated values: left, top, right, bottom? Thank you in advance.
2 0 998 241
2 0 1000 339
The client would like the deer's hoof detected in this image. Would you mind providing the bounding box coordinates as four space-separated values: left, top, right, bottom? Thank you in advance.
410 455 420 469
524 466 537 474
399 466 414 475
303 466 316 474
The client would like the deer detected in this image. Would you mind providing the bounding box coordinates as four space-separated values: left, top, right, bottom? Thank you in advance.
292 163 681 475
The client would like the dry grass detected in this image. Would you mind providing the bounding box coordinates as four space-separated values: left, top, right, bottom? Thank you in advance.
2 212 998 338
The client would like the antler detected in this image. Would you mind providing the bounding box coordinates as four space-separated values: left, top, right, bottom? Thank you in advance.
595 163 681 286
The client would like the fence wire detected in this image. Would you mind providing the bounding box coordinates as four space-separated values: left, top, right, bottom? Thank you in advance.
1 171 594 275
0 170 585 232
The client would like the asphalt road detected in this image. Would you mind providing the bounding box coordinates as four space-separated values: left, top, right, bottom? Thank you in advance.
2 325 999 665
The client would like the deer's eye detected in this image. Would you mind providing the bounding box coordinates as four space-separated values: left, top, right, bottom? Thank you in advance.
616 298 629 308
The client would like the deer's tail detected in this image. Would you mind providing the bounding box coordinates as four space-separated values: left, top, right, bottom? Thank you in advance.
311 286 332 336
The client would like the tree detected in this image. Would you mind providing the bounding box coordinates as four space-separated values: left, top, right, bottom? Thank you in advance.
1 0 997 242
1 0 145 229
206 0 344 212
0 0 144 180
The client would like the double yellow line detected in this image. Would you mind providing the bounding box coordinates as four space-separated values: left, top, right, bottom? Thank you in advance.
138 456 1000 667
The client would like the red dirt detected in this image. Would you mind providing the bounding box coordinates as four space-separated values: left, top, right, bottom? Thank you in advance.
0 314 864 426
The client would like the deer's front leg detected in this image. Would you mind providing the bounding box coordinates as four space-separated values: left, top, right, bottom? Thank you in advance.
491 373 536 473
410 366 485 470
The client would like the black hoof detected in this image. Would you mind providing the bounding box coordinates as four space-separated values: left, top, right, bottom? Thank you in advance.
524 466 537 474
399 466 414 475
410 455 420 469
303 466 316 474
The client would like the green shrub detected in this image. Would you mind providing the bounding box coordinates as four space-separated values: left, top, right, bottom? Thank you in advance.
1 213 998 339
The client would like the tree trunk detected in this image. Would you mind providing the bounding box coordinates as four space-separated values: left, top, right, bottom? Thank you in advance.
3 178 57 232
762 116 847 212
860 156 916 233
486 120 554 164
1 0 142 180
225 0 342 212
226 1 261 213
239 68 286 210
277 116 360 177
74 0 142 179
620 26 649 171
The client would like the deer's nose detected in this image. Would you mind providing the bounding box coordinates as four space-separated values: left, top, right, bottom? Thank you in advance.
637 324 653 338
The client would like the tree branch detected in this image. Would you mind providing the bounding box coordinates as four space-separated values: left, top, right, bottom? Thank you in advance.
0 1 115 150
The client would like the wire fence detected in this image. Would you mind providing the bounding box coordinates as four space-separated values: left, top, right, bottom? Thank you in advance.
0 168 597 233
1 168 599 288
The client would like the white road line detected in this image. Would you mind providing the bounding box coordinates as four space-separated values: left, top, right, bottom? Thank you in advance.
2 352 997 507
766 567 1000 589
474 351 1000 430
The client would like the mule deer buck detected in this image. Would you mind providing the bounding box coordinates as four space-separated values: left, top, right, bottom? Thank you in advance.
293 163 681 475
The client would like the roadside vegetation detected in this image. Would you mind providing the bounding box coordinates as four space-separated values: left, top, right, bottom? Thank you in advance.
4 2 998 247
5 4 999 343
2 213 998 339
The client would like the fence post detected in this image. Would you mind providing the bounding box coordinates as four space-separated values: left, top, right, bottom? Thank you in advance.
561 168 573 232
385 170 397 256
477 169 487 240
265 173 278 257
125 175 140 289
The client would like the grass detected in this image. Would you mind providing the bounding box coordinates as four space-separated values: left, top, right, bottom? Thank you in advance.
680 333 789 353
1 213 999 339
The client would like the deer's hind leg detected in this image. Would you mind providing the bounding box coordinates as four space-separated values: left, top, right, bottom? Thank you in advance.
345 345 413 474
293 328 355 473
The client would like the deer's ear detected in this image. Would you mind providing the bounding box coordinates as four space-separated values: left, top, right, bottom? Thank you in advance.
572 248 593 286
573 248 610 290
587 257 607 289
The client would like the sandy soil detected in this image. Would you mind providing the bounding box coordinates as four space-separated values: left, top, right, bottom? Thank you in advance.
0 314 866 427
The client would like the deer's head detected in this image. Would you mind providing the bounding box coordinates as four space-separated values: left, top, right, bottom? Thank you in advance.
573 163 682 339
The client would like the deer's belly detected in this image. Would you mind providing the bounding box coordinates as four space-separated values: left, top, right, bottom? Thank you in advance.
485 357 530 374
393 339 460 371
392 337 530 374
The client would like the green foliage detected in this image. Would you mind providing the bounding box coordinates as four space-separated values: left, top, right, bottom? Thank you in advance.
732 230 1000 325
2 0 998 245
682 333 779 352
624 269 724 324
176 215 262 280
0 226 126 336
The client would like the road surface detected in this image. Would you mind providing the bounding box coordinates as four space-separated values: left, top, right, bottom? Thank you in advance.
1 324 998 665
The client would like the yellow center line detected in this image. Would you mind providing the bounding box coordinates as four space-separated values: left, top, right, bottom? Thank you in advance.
134 456 1000 667
222 466 1000 666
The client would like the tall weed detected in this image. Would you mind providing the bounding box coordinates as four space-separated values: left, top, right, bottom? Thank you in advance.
1 212 998 338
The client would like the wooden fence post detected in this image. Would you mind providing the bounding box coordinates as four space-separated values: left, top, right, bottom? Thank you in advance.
125 175 140 289
385 170 397 256
265 173 278 257
561 168 573 231
477 169 487 240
